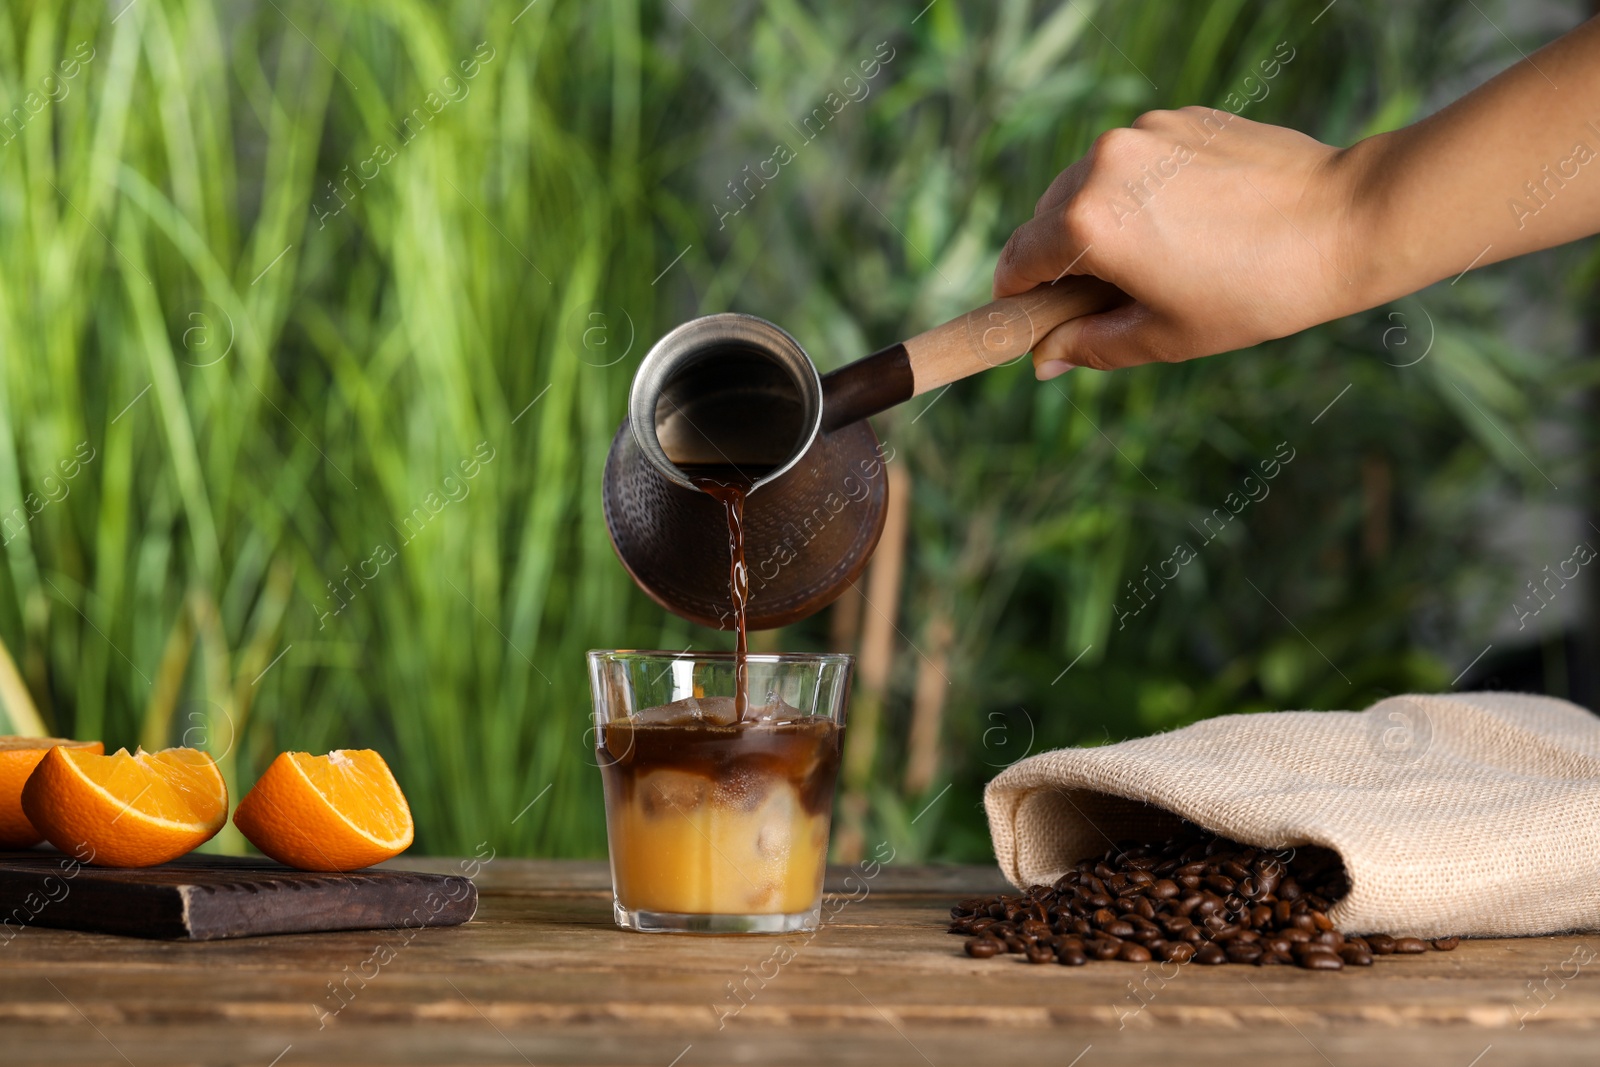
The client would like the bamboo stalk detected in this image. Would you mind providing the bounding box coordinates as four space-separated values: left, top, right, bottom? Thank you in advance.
829 581 863 654
836 461 910 862
138 610 194 754
903 609 952 796
189 588 243 853
0 632 47 736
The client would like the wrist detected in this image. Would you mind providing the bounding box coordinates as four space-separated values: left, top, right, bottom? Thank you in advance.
1322 129 1437 315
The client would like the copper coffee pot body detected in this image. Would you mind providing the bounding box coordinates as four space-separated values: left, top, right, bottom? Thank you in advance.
603 278 1118 630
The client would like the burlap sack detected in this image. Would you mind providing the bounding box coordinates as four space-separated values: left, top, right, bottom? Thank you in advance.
984 691 1600 938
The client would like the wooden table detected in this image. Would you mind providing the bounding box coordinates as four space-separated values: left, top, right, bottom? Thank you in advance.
2 859 1596 1065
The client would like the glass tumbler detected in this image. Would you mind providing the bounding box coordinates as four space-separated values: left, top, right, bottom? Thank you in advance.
587 650 851 933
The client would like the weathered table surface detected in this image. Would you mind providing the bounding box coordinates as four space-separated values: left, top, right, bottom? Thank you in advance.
2 859 1596 1066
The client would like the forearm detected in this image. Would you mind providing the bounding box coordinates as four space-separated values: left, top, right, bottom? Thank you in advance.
1348 16 1600 303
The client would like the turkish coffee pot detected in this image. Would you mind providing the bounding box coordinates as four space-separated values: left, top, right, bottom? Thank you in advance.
602 278 1117 629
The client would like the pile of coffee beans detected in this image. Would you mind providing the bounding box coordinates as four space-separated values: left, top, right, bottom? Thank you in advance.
949 826 1461 970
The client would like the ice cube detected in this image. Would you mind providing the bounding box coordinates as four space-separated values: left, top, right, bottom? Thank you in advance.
744 698 803 723
602 720 635 763
755 820 792 860
712 764 773 812
639 769 710 816
737 782 798 863
633 696 740 726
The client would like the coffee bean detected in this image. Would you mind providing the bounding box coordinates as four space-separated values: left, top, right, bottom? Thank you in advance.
1431 937 1461 951
1337 945 1374 966
1026 944 1056 964
1195 943 1227 965
1292 942 1337 961
1298 951 1343 970
1366 934 1397 955
1151 879 1180 899
1088 938 1121 961
1159 941 1196 963
1092 908 1118 930
1058 947 1088 966
1226 941 1264 964
1221 860 1251 881
1118 942 1153 963
965 938 1000 958
1107 921 1136 939
1393 937 1428 954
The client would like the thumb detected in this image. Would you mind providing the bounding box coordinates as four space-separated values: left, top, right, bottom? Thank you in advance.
1031 302 1175 377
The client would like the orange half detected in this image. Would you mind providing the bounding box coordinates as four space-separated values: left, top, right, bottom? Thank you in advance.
0 737 104 848
21 746 227 867
233 750 414 871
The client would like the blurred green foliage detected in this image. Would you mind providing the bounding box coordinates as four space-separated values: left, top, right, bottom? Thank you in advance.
0 1 1591 861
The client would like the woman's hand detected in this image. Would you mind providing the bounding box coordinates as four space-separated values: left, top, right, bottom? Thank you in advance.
997 16 1600 378
993 108 1373 377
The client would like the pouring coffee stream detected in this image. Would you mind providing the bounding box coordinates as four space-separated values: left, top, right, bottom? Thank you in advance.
603 276 1119 705
685 467 755 720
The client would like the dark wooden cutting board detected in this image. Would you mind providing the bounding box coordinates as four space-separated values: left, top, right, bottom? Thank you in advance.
0 850 477 941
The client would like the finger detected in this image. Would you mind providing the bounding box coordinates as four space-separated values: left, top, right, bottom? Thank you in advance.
1030 302 1179 375
1031 157 1093 217
993 208 1093 299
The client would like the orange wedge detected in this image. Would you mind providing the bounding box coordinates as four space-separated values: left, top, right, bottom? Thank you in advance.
21 746 227 867
233 750 414 871
0 737 104 848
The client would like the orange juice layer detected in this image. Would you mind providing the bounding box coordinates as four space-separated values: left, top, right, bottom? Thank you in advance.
606 770 829 915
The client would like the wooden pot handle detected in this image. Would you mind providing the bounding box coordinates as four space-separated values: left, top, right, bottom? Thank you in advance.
903 276 1122 395
819 276 1123 432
